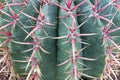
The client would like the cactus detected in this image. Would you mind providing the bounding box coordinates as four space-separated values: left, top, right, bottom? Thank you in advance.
0 0 120 80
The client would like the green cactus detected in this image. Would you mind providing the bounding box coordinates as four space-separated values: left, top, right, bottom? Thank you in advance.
75 0 106 78
0 0 120 80
57 1 83 80
34 3 58 80
10 0 40 77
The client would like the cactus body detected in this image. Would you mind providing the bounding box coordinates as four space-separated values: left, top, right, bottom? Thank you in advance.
0 0 120 80
75 0 106 78
57 1 82 80
10 0 40 76
34 4 58 80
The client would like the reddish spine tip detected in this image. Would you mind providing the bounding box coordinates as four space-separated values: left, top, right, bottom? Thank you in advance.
113 0 118 3
92 6 96 12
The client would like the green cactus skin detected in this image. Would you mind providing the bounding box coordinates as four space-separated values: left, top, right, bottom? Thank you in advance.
0 0 120 80
75 0 106 79
9 0 40 77
89 0 120 49
80 18 106 79
34 4 58 80
0 0 23 46
57 1 82 80
111 12 120 44
108 2 120 45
